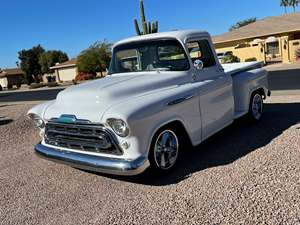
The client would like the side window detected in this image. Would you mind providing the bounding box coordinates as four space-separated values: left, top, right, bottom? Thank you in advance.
187 40 216 68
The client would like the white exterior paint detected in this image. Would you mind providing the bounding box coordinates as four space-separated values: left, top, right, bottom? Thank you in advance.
28 30 270 174
57 67 77 82
0 77 8 88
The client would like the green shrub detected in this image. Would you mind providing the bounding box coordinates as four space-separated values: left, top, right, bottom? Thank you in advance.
29 83 45 89
245 57 257 62
221 55 240 64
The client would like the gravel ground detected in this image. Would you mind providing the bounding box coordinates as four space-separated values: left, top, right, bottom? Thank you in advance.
0 95 300 225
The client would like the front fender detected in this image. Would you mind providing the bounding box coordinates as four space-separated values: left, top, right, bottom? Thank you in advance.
27 100 55 119
102 84 202 159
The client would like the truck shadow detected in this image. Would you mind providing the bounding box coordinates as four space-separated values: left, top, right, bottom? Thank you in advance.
98 102 300 186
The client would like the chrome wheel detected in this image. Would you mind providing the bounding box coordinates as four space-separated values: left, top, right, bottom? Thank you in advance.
153 130 179 170
251 94 263 120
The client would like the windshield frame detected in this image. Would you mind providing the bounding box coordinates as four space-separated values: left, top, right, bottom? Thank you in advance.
108 38 191 75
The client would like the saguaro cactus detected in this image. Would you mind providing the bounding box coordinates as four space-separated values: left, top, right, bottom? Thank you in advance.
134 0 159 35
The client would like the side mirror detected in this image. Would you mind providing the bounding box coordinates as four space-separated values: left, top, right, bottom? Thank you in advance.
193 59 204 70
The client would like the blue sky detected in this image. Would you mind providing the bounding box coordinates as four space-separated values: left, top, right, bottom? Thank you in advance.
0 0 290 68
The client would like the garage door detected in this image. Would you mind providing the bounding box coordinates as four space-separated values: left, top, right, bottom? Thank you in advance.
58 67 77 82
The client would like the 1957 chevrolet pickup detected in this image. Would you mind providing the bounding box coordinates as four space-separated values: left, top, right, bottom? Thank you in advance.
28 30 270 176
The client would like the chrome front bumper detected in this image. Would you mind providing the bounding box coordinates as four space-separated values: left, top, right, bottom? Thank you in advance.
35 144 150 176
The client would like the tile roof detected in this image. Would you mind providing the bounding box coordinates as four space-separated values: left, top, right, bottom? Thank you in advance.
213 12 300 44
0 68 25 78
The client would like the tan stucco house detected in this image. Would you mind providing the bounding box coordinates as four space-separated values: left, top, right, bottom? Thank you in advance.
213 12 300 64
50 59 77 82
0 68 24 90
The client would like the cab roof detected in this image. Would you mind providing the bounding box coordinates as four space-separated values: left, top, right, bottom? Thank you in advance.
113 29 210 48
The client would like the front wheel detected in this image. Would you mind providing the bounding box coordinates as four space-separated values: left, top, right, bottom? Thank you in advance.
149 128 180 173
248 92 264 122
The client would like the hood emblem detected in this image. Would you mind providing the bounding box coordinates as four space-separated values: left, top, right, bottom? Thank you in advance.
57 114 77 124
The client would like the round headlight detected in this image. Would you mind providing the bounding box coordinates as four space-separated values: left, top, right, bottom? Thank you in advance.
107 118 129 137
28 113 45 129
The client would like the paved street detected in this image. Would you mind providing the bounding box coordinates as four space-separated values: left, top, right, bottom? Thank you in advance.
267 67 300 90
0 87 64 105
0 93 300 224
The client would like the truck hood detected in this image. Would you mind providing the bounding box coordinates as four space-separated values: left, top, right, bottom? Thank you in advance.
44 72 189 122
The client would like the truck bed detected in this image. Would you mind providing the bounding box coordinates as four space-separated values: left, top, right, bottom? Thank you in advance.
222 62 269 119
222 62 264 76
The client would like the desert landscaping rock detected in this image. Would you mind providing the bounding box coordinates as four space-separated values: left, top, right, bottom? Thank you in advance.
0 95 300 225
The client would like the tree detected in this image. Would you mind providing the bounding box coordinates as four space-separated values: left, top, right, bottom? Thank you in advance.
229 18 257 31
18 45 45 84
39 50 69 74
280 0 290 13
77 41 112 76
134 0 158 35
289 0 299 12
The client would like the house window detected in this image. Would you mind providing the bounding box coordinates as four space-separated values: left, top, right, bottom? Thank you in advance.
266 42 279 55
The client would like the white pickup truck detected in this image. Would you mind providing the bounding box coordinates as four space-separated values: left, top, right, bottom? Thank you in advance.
28 30 270 176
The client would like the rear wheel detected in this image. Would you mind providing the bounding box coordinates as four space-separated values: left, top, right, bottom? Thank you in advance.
248 92 264 122
149 128 181 173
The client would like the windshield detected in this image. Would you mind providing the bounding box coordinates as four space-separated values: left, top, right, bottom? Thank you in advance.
109 39 190 74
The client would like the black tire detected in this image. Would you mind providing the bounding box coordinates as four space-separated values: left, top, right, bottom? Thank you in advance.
148 126 182 174
247 92 264 122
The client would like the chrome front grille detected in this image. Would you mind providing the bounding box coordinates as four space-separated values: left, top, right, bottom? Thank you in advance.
44 122 122 155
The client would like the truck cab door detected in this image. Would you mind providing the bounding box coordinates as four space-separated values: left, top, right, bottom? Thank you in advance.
186 39 234 140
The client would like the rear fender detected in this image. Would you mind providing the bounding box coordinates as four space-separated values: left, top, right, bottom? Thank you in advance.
232 68 268 113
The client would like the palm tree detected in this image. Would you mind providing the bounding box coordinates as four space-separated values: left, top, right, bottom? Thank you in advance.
289 0 299 12
280 0 289 13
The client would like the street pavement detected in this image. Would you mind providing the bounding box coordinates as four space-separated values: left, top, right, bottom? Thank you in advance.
267 67 300 90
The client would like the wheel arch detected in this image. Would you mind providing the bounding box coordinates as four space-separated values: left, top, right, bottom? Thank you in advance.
250 87 266 100
147 119 193 155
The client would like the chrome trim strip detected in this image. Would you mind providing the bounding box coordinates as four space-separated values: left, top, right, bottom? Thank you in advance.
167 95 195 106
35 143 150 176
